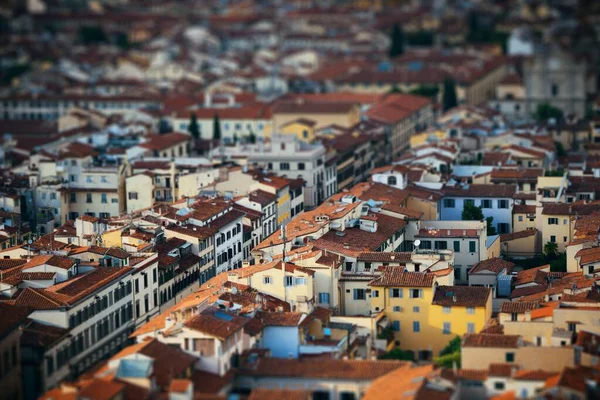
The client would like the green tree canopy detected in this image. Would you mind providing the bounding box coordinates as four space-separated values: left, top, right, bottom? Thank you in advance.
79 26 107 44
435 336 461 368
188 113 200 139
380 348 415 361
535 103 564 122
389 23 405 58
461 201 484 221
544 241 559 259
442 78 458 111
212 114 221 141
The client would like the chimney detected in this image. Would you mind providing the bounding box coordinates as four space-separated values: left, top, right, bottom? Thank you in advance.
390 255 395 261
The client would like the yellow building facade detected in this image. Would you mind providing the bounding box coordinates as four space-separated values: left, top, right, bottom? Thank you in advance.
370 268 492 360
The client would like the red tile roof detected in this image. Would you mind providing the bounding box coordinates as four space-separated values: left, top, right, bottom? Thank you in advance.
370 267 435 287
500 301 539 314
183 306 248 340
462 333 521 348
432 286 491 307
140 132 190 151
500 229 538 242
240 358 408 380
469 258 515 275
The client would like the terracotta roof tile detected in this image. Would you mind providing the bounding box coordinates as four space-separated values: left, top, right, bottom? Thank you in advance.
183 306 248 340
488 363 515 377
500 301 539 314
255 311 306 327
140 132 190 151
443 184 517 198
240 358 408 380
432 286 490 307
462 333 521 348
469 258 515 275
500 229 538 242
370 267 435 288
249 388 310 400
357 252 412 263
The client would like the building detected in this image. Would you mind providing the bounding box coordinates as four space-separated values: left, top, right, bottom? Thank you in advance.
369 268 491 360
440 184 517 234
409 220 488 284
0 303 29 400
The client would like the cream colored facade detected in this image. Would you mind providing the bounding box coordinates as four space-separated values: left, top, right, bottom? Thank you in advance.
271 106 361 132
501 233 538 258
228 264 315 314
462 345 574 372
541 213 571 253
126 174 154 213
513 211 536 232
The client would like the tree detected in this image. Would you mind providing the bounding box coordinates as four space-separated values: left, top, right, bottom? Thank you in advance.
389 23 405 58
544 241 559 259
555 141 567 158
158 118 171 134
461 202 484 221
212 114 221 141
442 78 458 111
380 348 415 361
79 26 107 44
434 336 461 368
535 103 564 122
188 113 200 139
486 216 497 236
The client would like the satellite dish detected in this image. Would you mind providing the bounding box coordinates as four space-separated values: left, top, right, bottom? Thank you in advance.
27 239 33 244
414 239 421 248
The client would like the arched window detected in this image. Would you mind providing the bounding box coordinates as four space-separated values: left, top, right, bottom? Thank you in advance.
387 176 397 186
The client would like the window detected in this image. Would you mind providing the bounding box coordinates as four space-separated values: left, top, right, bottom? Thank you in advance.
443 306 451 314
454 266 461 281
70 174 76 182
498 199 508 209
86 193 92 203
364 262 371 271
388 176 397 186
511 313 518 322
548 218 558 225
420 240 432 249
410 289 421 298
563 219 568 225
481 199 492 208
505 352 515 362
390 288 403 298
393 321 400 331
564 236 568 242
494 382 505 390
319 292 330 304
263 276 272 284
295 277 306 285
86 176 92 183
413 306 420 313
298 162 305 170
443 199 455 208
393 306 401 312
469 241 476 252
443 322 451 334
550 235 556 243
467 307 475 314
551 83 559 97
353 289 366 300
497 223 509 234
129 192 138 200
70 193 77 203
413 321 420 332
518 215 523 222
371 290 379 298
467 323 475 333
434 241 447 250
453 241 460 252
101 193 107 204
464 199 474 206
280 162 290 170
50 193 56 200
